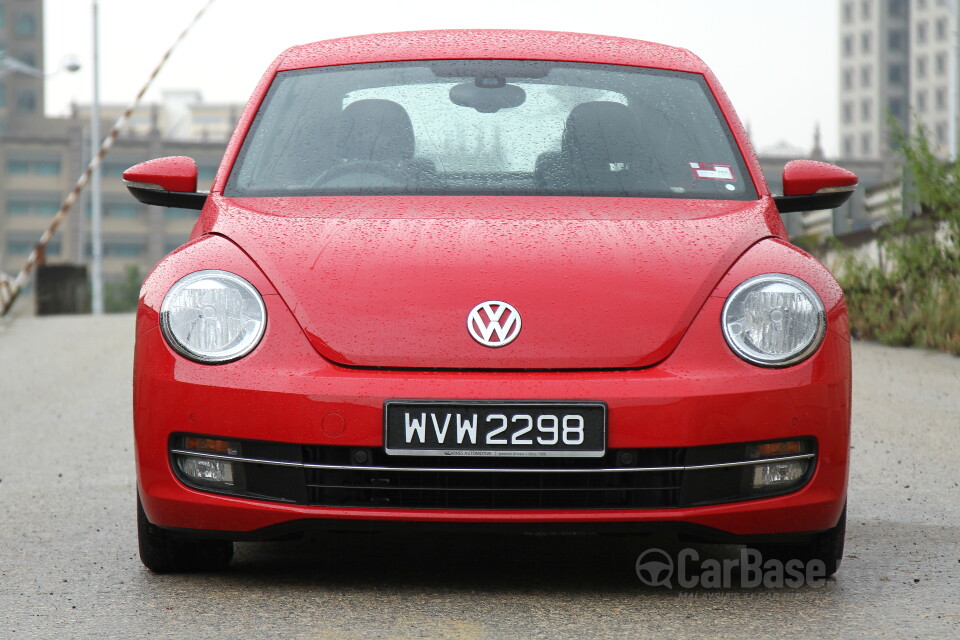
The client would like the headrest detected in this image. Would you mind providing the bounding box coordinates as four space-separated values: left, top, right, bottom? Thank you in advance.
337 99 415 163
562 101 643 168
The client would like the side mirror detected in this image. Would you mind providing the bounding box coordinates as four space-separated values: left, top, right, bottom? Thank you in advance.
122 156 207 210
774 160 858 214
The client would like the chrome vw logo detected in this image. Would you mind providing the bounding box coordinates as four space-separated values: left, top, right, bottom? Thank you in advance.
467 300 522 348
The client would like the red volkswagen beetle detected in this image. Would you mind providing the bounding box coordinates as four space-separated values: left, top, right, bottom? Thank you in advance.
126 30 855 575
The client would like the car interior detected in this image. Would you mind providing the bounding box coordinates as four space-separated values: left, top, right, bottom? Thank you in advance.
226 61 756 201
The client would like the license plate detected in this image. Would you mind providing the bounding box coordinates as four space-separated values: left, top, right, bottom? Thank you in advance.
384 400 606 457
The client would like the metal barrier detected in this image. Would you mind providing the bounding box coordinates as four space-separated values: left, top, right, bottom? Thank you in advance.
0 0 216 317
0 272 15 311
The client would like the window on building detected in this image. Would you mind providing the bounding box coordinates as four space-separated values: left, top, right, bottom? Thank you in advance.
937 87 947 110
102 161 147 178
917 56 928 79
889 98 906 120
843 2 854 22
6 160 29 174
861 32 872 53
16 89 36 113
917 21 928 44
888 64 904 84
888 0 905 16
888 30 905 50
861 65 872 87
14 11 35 37
5 158 61 175
861 132 872 155
936 122 948 145
843 35 854 56
6 236 60 256
101 163 126 178
7 199 60 216
861 99 872 120
16 50 35 69
104 242 145 258
917 90 928 113
843 101 854 123
861 0 871 20
936 52 948 75
843 68 854 90
937 17 948 41
843 136 855 156
886 128 902 153
104 203 142 218
35 161 59 175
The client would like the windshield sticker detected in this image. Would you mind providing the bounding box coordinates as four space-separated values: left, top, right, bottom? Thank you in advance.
690 162 736 181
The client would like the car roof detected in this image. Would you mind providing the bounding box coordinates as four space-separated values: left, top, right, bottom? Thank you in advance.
276 29 708 75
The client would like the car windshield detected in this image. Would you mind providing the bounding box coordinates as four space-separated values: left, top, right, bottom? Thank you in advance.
225 60 756 200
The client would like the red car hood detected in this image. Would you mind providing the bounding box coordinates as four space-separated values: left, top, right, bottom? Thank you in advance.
208 196 775 369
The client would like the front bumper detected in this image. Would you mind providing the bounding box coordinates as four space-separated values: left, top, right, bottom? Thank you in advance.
134 284 851 540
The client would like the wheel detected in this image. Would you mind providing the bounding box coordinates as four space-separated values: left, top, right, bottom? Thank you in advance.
137 495 234 573
752 505 846 578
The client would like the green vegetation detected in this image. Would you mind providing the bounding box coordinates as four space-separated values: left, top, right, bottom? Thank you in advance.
835 128 960 355
103 265 143 313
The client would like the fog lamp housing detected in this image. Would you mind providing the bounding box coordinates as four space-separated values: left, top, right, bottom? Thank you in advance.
178 457 235 486
751 459 809 489
172 436 242 490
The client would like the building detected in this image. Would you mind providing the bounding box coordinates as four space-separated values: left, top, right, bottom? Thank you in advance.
0 98 237 287
839 0 958 160
908 0 956 151
0 0 46 135
71 91 242 142
0 1 246 301
0 0 239 289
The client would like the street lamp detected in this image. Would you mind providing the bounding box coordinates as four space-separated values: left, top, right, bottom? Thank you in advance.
91 0 103 314
0 51 81 79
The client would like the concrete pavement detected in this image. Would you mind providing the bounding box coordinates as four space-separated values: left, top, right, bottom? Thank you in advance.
0 314 957 638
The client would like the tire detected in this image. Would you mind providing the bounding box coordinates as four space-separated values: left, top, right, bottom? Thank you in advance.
137 495 234 573
752 505 846 578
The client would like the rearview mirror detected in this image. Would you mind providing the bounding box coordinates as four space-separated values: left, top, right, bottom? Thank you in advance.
122 156 207 210
450 80 526 113
774 160 858 214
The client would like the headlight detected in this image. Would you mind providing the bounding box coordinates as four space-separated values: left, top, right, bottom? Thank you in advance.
160 270 267 363
721 273 825 367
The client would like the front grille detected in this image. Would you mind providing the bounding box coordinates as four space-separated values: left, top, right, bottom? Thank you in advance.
302 447 684 509
169 436 816 510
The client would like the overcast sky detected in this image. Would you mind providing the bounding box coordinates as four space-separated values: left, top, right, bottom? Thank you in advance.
42 0 839 156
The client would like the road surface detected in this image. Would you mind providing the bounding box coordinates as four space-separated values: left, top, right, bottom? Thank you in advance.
0 314 957 638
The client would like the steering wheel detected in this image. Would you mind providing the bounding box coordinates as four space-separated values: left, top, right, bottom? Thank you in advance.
313 160 408 187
